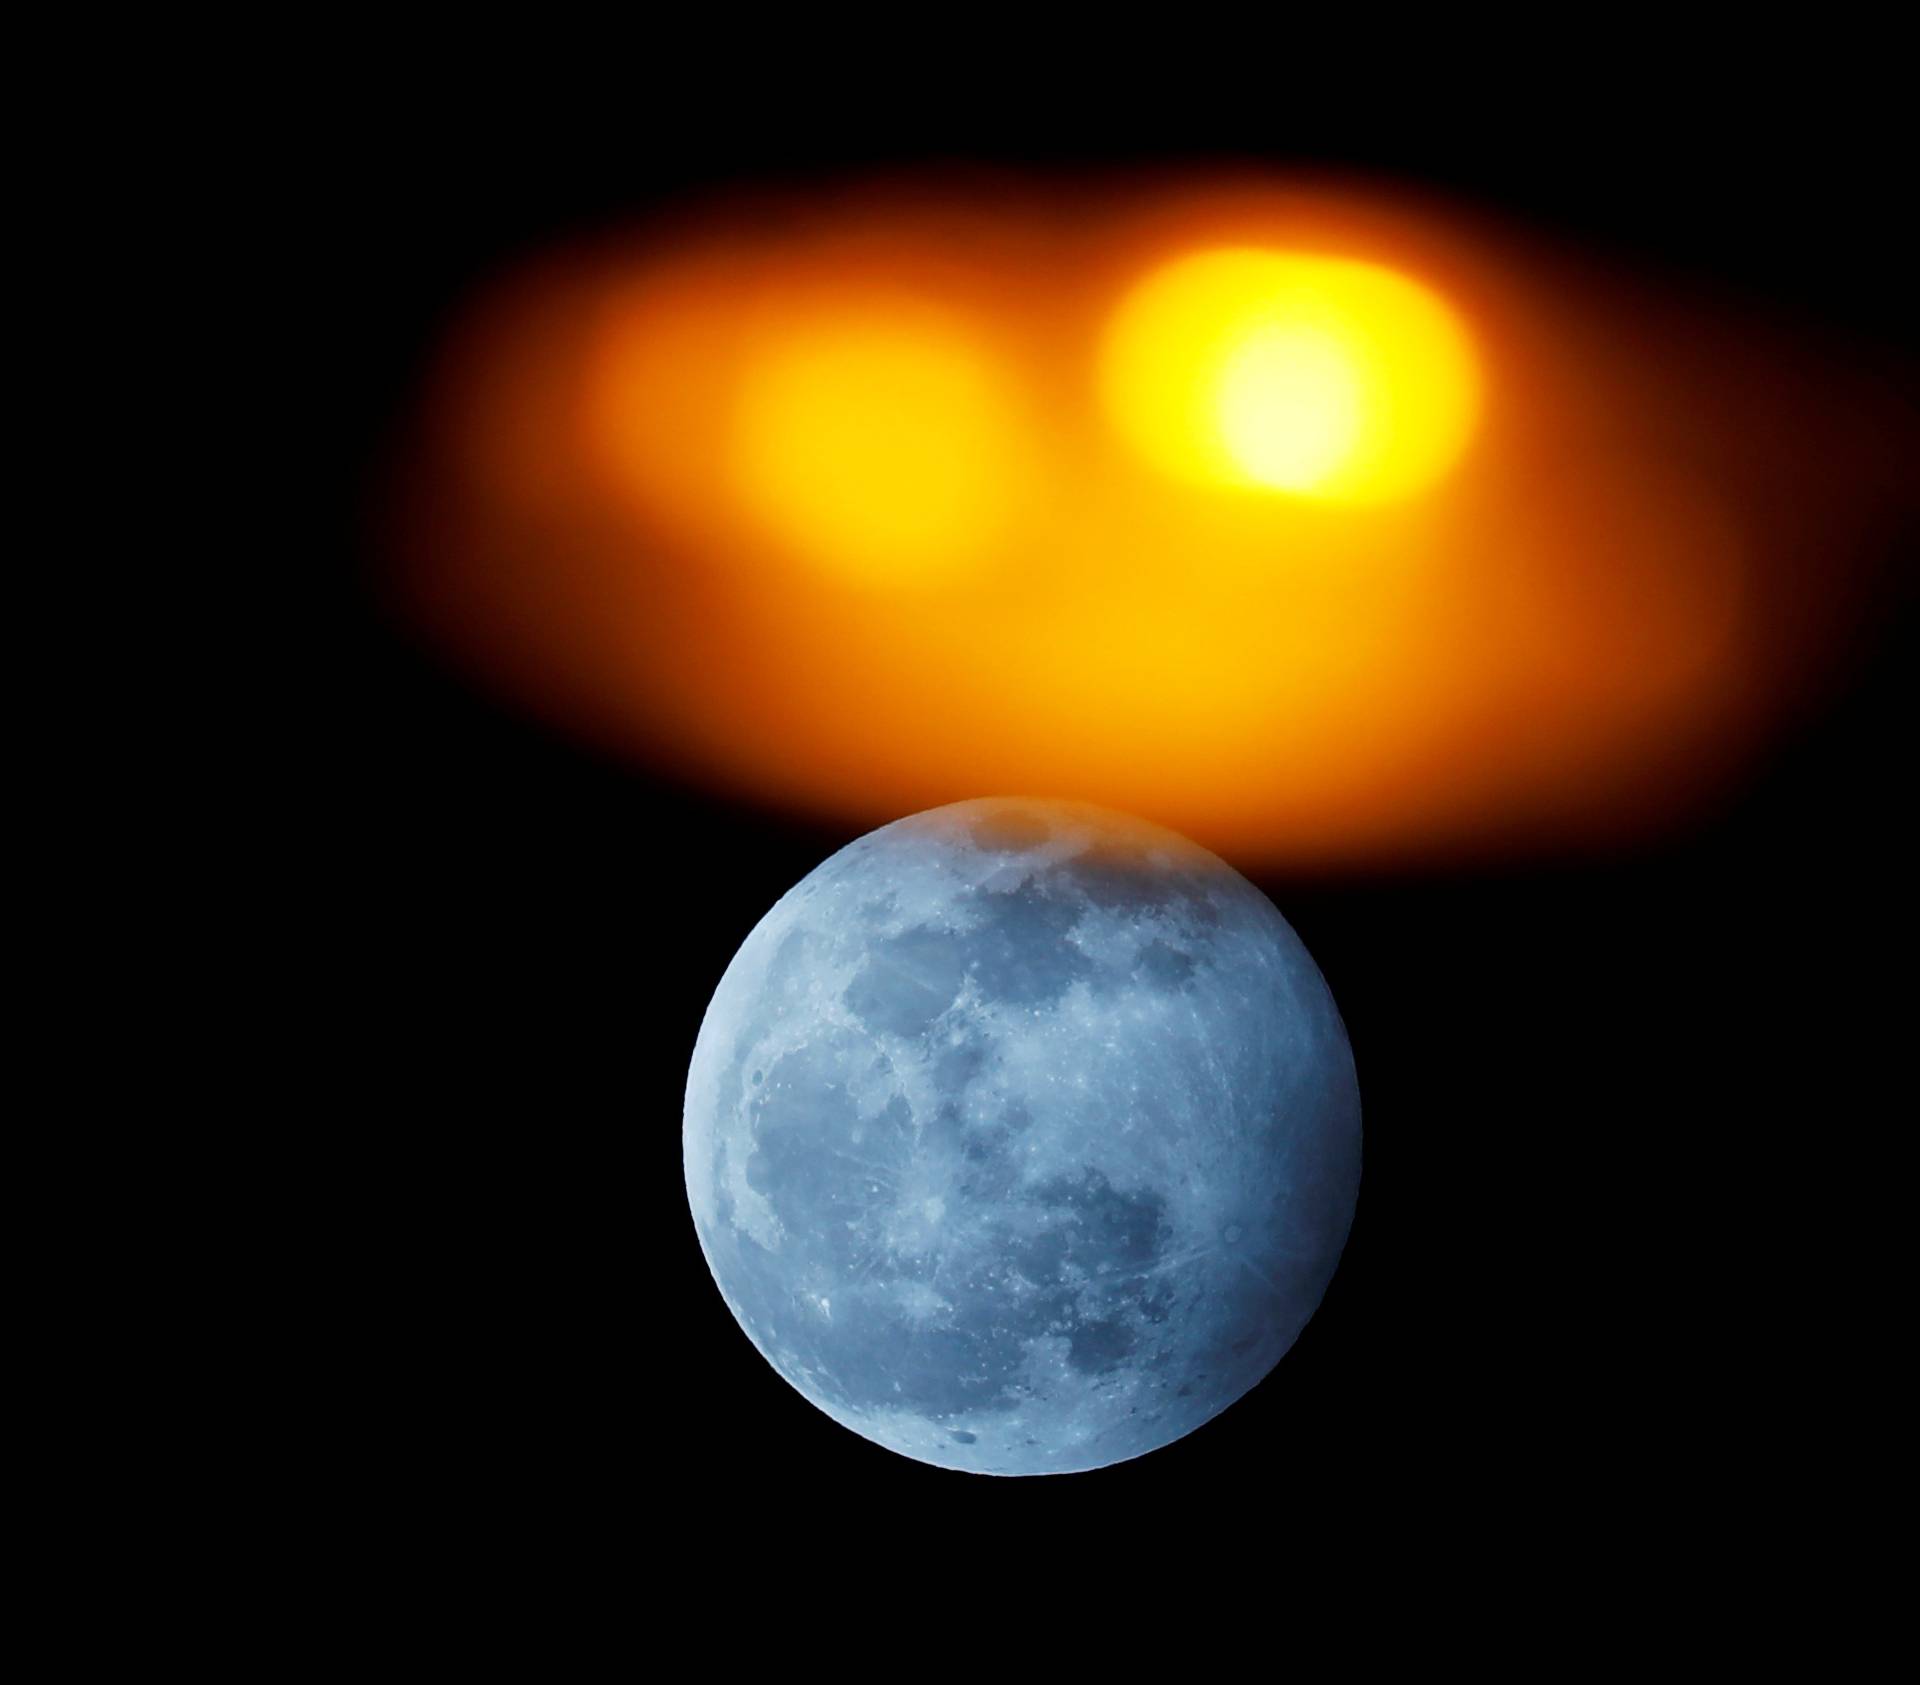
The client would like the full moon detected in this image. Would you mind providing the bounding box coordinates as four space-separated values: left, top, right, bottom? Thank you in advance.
683 799 1361 1474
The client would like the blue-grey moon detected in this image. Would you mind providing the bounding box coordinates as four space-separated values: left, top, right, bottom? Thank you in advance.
683 798 1361 1475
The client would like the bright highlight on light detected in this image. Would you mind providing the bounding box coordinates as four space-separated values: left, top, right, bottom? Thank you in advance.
730 312 1026 583
1101 248 1484 502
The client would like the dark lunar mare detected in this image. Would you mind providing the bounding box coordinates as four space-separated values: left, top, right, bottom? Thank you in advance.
684 798 1361 1475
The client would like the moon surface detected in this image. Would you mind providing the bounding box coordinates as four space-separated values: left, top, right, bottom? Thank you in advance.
683 799 1361 1475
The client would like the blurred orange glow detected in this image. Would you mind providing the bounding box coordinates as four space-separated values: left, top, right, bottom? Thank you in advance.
387 178 1913 866
730 305 1032 584
1101 249 1482 501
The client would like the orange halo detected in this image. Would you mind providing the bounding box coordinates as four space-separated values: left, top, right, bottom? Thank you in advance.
385 177 1910 867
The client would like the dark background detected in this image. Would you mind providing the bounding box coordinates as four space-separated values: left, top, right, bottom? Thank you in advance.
316 62 1912 1580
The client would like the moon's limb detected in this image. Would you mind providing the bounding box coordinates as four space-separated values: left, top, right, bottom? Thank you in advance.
683 799 1361 1475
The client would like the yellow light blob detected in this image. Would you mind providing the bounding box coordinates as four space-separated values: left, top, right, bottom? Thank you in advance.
730 311 1027 583
1100 248 1484 503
